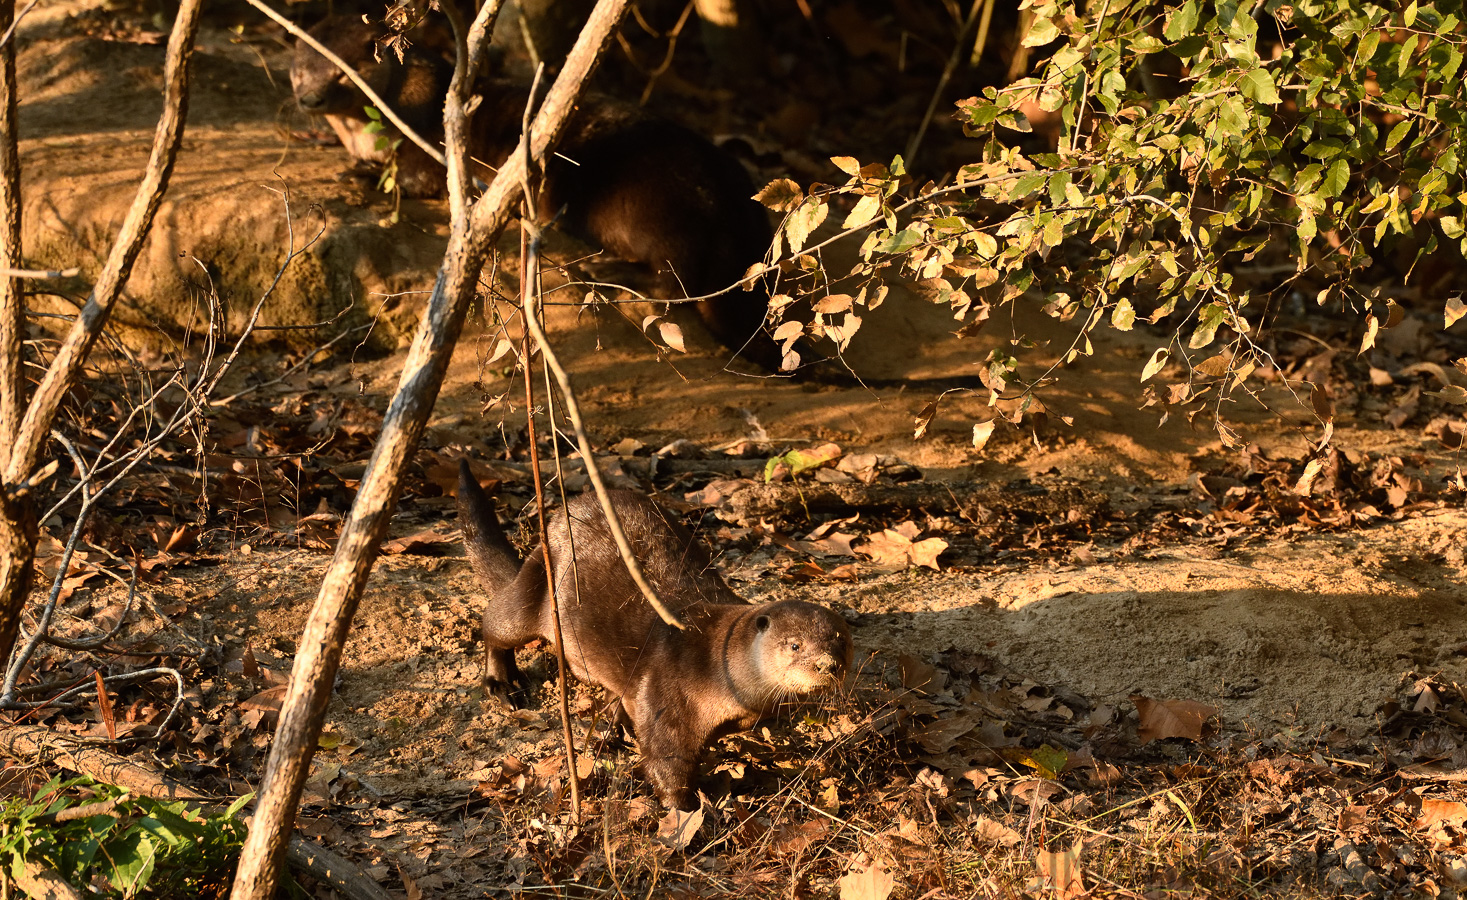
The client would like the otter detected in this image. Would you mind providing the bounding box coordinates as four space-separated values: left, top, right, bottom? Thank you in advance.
290 18 775 361
457 460 853 810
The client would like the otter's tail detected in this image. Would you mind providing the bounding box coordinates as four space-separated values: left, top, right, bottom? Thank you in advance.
457 459 521 590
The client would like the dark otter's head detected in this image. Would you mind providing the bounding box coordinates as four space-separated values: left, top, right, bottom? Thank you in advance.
749 602 854 697
291 18 380 117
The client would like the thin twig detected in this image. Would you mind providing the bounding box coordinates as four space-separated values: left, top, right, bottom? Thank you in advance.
0 0 38 52
516 64 581 819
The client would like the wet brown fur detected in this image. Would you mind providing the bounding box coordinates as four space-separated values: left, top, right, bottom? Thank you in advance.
291 19 775 359
457 460 853 810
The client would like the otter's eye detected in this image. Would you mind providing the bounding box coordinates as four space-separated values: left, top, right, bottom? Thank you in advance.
789 641 801 652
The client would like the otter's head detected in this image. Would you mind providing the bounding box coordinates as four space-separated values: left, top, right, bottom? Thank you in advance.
290 18 382 117
749 602 854 699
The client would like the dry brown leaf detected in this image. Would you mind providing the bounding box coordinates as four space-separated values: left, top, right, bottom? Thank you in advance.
1416 799 1467 831
1338 805 1371 832
897 654 942 693
838 852 896 900
860 530 915 569
657 806 705 851
911 713 978 753
907 537 948 570
768 818 828 856
973 816 1022 846
1035 841 1085 898
382 530 455 555
1131 694 1217 743
859 528 947 571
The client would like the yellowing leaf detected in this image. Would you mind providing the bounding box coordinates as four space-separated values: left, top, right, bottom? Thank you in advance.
772 320 804 342
1022 15 1060 46
754 177 803 211
972 419 996 451
785 197 829 253
843 194 883 230
658 320 685 353
1446 296 1466 329
1142 347 1169 382
813 293 855 314
830 155 863 177
1426 385 1467 406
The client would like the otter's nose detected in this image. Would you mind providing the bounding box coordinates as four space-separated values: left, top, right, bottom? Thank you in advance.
297 92 328 113
814 655 837 676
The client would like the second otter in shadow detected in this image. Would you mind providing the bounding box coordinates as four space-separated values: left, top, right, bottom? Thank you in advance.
291 18 775 363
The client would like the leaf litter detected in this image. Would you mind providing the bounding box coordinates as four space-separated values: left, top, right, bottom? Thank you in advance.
5 327 1465 898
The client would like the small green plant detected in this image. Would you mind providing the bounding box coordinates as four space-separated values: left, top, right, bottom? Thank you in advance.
363 104 404 223
0 775 254 898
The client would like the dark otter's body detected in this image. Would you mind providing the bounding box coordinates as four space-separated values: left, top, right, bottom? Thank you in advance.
457 460 852 810
291 20 775 359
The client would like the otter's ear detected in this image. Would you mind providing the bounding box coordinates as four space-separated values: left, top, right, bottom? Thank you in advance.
755 615 771 632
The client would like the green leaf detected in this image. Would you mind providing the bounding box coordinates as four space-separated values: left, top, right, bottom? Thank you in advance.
1385 119 1412 151
1398 34 1418 78
1403 0 1418 26
1164 0 1199 41
1321 158 1350 198
1297 207 1318 244
1238 68 1280 104
873 228 922 255
105 830 159 897
1357 30 1380 65
1302 138 1346 159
